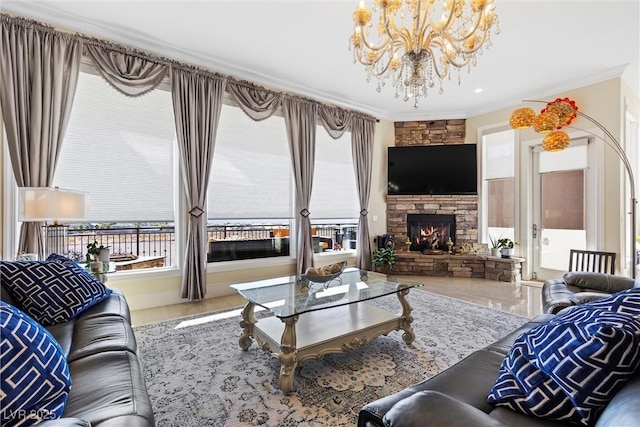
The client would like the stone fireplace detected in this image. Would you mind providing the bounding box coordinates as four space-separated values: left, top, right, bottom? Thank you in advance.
386 194 522 281
384 121 523 281
407 214 456 252
387 195 478 251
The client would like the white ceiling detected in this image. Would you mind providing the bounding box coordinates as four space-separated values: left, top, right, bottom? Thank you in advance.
2 0 639 121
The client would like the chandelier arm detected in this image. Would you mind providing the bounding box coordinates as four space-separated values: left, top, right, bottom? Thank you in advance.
381 5 398 46
357 29 391 53
425 46 448 79
460 28 490 55
441 53 472 69
439 0 456 33
396 26 415 52
430 38 472 69
443 8 486 43
523 99 637 279
438 27 488 65
366 55 395 77
412 0 426 52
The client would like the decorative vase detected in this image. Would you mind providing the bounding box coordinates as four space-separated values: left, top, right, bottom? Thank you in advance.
98 247 111 264
500 248 514 258
491 248 501 257
98 248 111 264
90 260 103 272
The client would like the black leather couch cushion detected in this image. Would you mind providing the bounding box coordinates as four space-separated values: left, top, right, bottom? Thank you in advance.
64 350 154 427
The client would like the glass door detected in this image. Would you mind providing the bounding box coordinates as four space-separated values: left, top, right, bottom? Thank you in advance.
531 140 591 280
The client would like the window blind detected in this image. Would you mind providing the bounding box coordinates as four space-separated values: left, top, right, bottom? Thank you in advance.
207 105 292 219
310 129 359 220
53 72 176 223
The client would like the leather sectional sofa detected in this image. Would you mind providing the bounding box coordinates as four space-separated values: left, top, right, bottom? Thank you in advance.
1 282 155 427
542 271 638 314
358 281 640 427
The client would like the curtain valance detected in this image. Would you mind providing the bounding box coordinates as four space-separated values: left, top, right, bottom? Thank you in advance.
226 81 282 121
85 45 168 96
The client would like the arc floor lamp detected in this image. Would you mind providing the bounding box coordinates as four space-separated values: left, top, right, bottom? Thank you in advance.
510 98 636 279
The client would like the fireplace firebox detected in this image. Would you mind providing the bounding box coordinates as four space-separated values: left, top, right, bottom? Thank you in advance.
407 214 456 252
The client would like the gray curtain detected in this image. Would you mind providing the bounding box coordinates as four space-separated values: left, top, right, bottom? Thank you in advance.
85 44 168 97
283 98 317 275
171 67 226 300
226 81 282 121
318 106 375 270
0 16 82 257
351 117 376 269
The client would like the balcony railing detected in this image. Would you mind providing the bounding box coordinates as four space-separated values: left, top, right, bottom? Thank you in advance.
67 225 175 266
66 222 357 269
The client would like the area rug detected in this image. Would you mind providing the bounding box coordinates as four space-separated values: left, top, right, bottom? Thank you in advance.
135 290 531 426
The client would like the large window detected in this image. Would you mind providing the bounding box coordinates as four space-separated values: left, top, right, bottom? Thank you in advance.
205 107 359 261
310 128 359 251
26 67 361 268
206 104 293 262
482 129 515 243
53 69 177 267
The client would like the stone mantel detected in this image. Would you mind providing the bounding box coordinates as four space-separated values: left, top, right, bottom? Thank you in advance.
394 251 523 282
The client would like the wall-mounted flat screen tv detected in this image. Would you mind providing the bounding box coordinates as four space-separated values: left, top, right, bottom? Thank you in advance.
388 144 478 195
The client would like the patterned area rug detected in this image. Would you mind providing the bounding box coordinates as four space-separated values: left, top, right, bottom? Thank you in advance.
135 290 531 426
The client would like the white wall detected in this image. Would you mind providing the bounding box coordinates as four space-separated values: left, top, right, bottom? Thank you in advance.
466 78 637 276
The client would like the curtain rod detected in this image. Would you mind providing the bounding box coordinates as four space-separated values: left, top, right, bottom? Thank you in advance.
1 13 377 123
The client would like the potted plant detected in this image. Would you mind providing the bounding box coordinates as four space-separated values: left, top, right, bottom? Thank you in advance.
489 235 502 257
497 238 517 258
373 247 396 274
86 240 109 272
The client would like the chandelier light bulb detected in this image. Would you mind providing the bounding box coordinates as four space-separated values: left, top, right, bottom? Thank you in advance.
348 0 499 108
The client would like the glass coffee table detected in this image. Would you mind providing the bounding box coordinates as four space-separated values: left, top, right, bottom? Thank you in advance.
230 268 423 395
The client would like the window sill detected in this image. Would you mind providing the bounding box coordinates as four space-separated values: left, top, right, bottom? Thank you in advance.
206 255 295 273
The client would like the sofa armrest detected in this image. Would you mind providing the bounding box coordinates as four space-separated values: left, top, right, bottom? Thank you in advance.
542 279 575 314
570 291 613 305
381 391 508 427
36 418 90 427
563 272 636 293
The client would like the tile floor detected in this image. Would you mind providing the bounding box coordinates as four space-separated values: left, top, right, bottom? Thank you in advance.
131 276 544 326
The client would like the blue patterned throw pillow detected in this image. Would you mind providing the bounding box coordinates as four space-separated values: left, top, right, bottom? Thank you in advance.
1 301 71 426
0 254 112 326
488 288 640 426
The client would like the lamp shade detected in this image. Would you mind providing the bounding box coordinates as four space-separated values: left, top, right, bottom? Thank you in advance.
533 111 560 134
509 107 536 129
18 187 87 222
542 131 571 152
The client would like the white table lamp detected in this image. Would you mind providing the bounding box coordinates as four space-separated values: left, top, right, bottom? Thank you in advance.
18 187 88 258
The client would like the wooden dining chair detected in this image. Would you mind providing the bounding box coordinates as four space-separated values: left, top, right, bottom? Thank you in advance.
568 249 617 274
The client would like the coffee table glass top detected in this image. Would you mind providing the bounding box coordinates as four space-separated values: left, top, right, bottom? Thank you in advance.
230 267 423 318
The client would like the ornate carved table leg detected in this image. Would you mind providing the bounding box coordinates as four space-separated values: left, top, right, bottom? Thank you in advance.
238 302 256 351
278 315 299 395
396 285 415 346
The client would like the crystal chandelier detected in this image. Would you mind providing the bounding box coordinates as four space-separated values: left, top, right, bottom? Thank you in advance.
349 0 500 108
